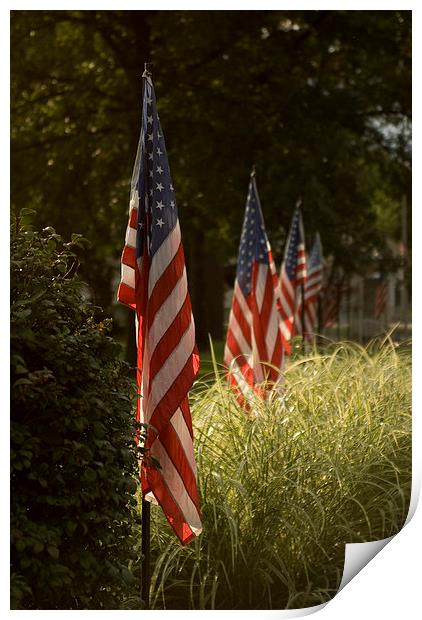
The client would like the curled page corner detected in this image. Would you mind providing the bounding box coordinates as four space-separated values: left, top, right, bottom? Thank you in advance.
338 476 420 593
338 535 394 592
404 472 420 526
254 601 328 619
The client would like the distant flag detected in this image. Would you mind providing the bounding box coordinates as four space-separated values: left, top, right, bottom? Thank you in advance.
278 207 307 353
303 233 323 341
374 279 388 319
322 275 344 328
117 71 202 545
224 172 284 406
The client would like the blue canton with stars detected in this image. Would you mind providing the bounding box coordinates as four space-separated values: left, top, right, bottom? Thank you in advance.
136 76 178 259
284 208 305 281
236 177 270 296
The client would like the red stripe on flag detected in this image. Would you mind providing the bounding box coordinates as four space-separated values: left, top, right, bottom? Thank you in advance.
117 282 136 309
232 296 252 347
122 245 136 269
154 419 201 513
129 207 138 228
148 347 199 437
259 269 275 333
142 465 197 545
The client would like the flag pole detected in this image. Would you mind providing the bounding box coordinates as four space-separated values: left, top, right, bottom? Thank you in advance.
141 497 151 608
317 294 323 337
301 280 306 353
297 198 306 353
140 61 152 611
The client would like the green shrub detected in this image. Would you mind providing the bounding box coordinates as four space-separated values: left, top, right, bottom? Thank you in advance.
11 225 140 609
149 341 411 609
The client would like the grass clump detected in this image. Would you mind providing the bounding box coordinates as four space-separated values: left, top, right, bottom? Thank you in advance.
146 340 411 610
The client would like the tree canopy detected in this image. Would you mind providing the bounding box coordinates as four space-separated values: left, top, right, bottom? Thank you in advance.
11 10 411 344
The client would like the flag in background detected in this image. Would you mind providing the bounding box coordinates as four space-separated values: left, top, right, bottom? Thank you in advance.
224 172 284 406
322 275 344 328
375 279 388 319
118 72 202 545
303 232 323 341
278 207 307 352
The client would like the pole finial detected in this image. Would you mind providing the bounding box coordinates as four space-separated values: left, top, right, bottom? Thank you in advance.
296 195 303 209
251 164 256 178
142 62 153 78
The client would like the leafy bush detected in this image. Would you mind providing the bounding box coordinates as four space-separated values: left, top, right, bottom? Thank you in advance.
11 225 140 609
149 341 411 609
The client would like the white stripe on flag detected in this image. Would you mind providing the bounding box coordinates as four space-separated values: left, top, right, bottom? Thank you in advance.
148 221 181 296
265 302 280 360
255 263 267 313
229 309 252 357
228 358 255 400
125 226 137 248
147 316 196 416
170 407 197 476
121 263 135 288
148 267 187 353
234 281 252 323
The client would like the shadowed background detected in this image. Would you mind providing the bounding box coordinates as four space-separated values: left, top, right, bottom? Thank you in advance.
11 10 411 353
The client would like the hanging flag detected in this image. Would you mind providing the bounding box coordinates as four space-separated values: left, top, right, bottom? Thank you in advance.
322 275 344 328
224 172 284 406
303 232 323 341
374 279 388 319
117 71 202 545
278 207 307 353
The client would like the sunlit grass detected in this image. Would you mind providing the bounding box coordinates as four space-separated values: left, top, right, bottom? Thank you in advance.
145 339 411 609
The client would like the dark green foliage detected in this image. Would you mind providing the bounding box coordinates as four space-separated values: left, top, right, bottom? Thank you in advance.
10 224 140 609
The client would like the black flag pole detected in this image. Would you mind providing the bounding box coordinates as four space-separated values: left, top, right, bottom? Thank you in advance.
301 279 306 353
296 197 306 353
141 496 151 608
140 61 152 611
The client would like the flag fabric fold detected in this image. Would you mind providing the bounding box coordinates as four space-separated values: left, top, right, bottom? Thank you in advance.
118 73 202 545
278 207 307 353
224 173 284 406
303 232 323 341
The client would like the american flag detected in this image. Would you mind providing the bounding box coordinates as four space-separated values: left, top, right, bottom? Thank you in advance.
374 280 388 319
278 207 307 352
117 72 202 545
322 275 344 328
224 173 284 405
303 233 323 341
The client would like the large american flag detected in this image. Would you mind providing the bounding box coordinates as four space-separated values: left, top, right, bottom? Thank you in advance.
117 73 202 545
303 233 323 341
278 207 307 353
224 173 283 405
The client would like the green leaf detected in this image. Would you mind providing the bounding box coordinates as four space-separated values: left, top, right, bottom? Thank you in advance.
33 541 44 554
15 308 32 319
65 521 77 536
15 539 26 552
47 545 59 560
13 378 32 387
